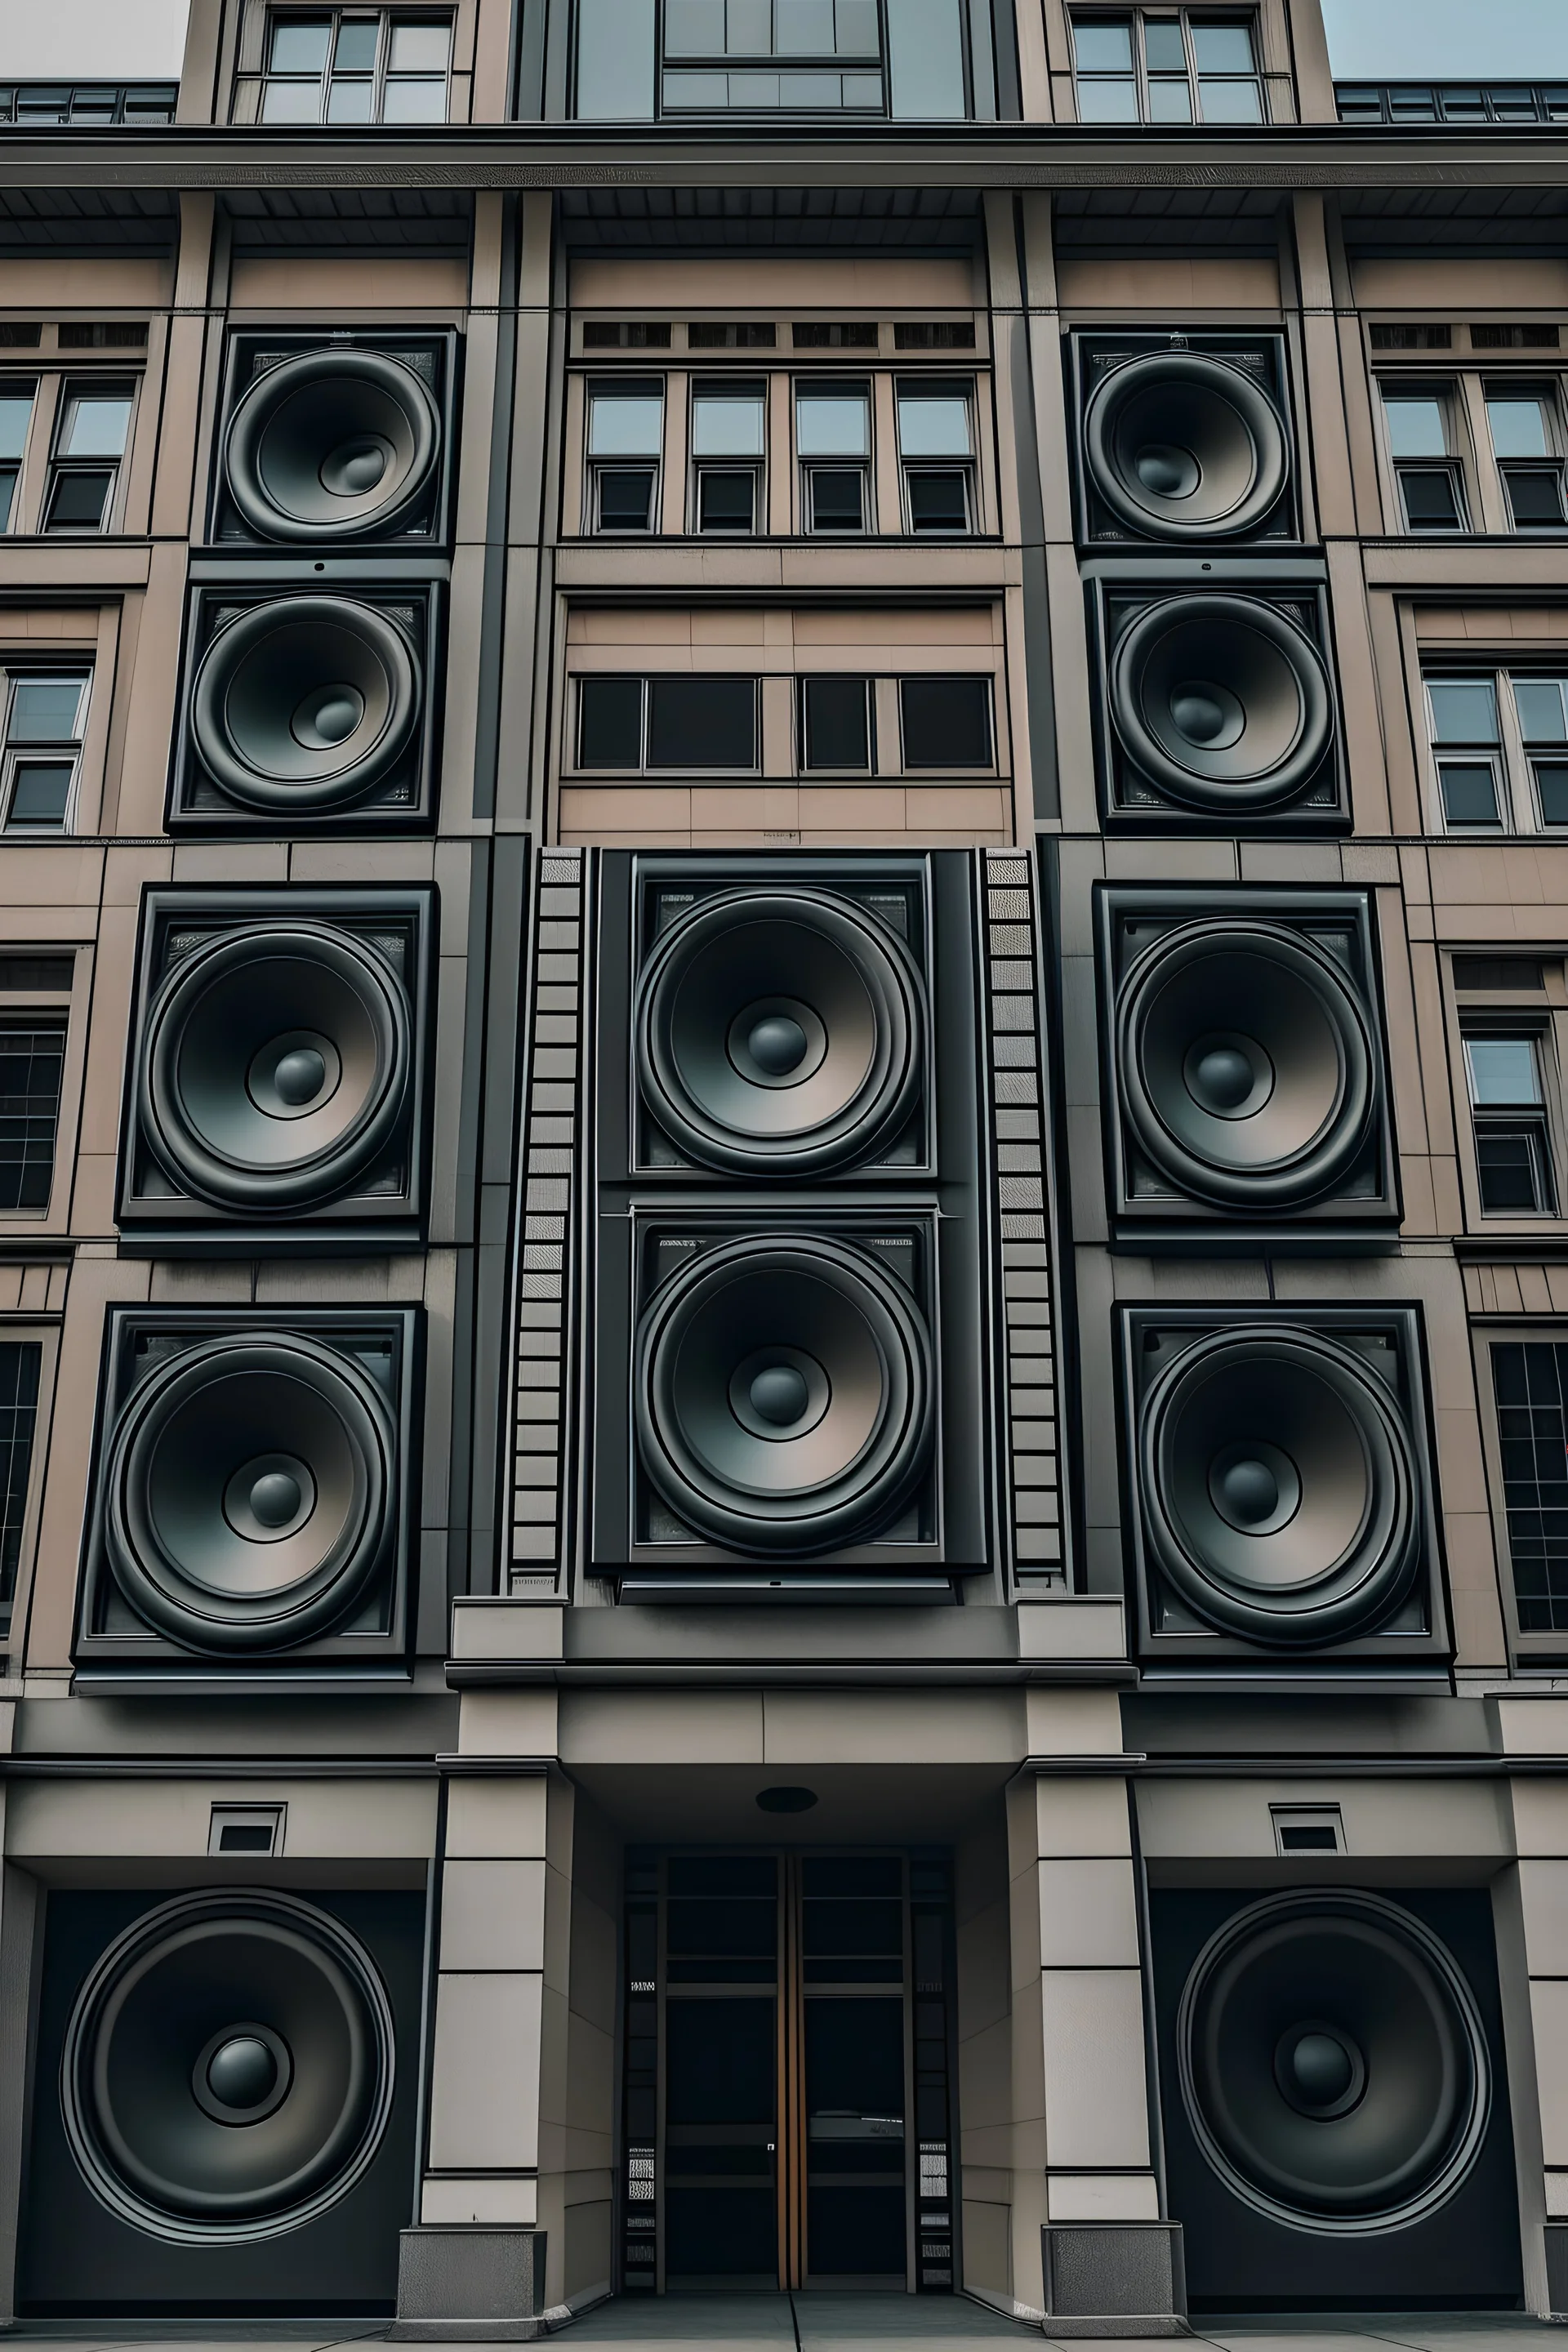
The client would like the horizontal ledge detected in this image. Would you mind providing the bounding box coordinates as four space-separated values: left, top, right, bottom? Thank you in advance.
0 1753 439 1776
443 1660 1139 1686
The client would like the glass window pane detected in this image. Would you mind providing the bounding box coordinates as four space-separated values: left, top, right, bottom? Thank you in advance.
901 675 991 767
270 16 332 70
842 69 881 99
835 0 880 53
1515 680 1568 742
666 0 725 47
577 0 657 114
1439 761 1501 826
0 391 34 464
9 679 84 742
727 0 772 51
590 391 664 457
1401 466 1462 528
697 470 756 529
897 393 969 457
1147 76 1193 118
7 761 72 828
662 68 727 100
1198 76 1261 119
388 19 452 68
1489 396 1550 459
804 676 869 768
648 677 756 767
1383 396 1447 458
797 390 870 456
326 76 376 118
0 470 16 533
1143 16 1185 69
907 469 969 530
1071 16 1131 70
1192 20 1254 71
61 395 131 458
1537 763 1568 826
381 75 448 118
725 67 780 97
693 389 766 456
333 16 381 68
579 677 643 767
261 77 323 119
1076 75 1138 118
1428 679 1499 743
777 0 835 49
808 468 865 528
1477 1129 1546 1213
1506 470 1567 527
597 468 655 529
1466 1037 1542 1105
45 471 111 528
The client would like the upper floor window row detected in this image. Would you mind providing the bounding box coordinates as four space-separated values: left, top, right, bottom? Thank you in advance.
259 9 452 122
1070 9 1263 123
1338 80 1568 126
0 82 178 126
1381 374 1568 534
0 376 136 536
576 0 973 118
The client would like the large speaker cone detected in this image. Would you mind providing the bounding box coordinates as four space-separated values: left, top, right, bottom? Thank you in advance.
1139 1325 1419 1644
191 596 419 813
1110 595 1332 811
60 1889 394 2244
140 922 410 1212
1085 350 1290 541
635 889 924 1175
224 349 440 542
1177 1891 1490 2235
104 1332 396 1651
635 1235 933 1555
1116 920 1375 1208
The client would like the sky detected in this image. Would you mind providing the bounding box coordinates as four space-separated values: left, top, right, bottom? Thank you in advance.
0 0 1566 87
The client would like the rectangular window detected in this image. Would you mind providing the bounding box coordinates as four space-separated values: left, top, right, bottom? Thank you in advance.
260 9 452 123
0 1339 40 1619
692 381 766 534
897 379 973 533
0 1024 65 1212
587 381 663 532
1492 1340 1568 1633
0 381 35 532
577 676 758 770
1071 9 1262 124
898 675 991 768
1515 676 1568 826
797 382 871 532
1487 385 1567 529
44 380 134 532
661 0 884 112
1427 675 1503 827
801 676 871 769
2 671 89 831
1382 386 1467 531
1464 1034 1557 1214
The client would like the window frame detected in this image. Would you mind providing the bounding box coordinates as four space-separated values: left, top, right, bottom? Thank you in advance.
1378 377 1472 535
1484 376 1568 532
0 1015 67 1218
257 7 454 125
1476 1326 1568 1663
1068 7 1265 127
1425 665 1568 838
895 376 975 537
0 1321 58 1652
1461 1026 1560 1218
583 376 666 537
42 375 136 537
655 0 889 118
798 675 875 773
0 376 38 536
574 675 762 775
688 376 768 537
795 375 875 535
0 666 91 835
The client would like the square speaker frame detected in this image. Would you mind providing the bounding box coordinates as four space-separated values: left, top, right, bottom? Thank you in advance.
115 885 435 1254
72 1304 422 1690
206 327 460 551
1094 884 1401 1244
1067 327 1301 550
1117 1303 1452 1681
1085 558 1348 834
167 564 447 835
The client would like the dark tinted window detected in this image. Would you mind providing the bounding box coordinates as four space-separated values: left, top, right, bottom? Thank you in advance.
579 676 643 768
900 675 991 768
1494 1340 1568 1630
803 677 870 769
0 1023 63 1210
0 1339 39 1615
648 678 756 768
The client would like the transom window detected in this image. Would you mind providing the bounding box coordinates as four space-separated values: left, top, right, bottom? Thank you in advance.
1427 670 1568 834
1071 10 1263 123
2 671 90 832
260 11 452 122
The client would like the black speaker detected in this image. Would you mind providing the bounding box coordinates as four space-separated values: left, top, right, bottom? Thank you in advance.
1119 1307 1449 1675
584 852 993 1588
1070 331 1298 547
1152 1887 1521 2309
209 332 457 549
18 1886 423 2312
1089 568 1345 829
117 889 433 1248
168 577 443 831
73 1307 420 1686
1096 888 1398 1238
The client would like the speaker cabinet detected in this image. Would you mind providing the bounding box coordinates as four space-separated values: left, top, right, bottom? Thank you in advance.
1119 1307 1449 1677
73 1307 420 1687
585 852 995 1590
1096 888 1399 1241
18 1886 423 2313
117 889 433 1250
209 332 457 550
169 575 443 832
1070 330 1298 548
1089 566 1345 831
1152 1887 1521 2309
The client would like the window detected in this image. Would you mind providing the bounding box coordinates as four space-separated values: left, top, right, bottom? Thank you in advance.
1428 670 1568 834
0 382 34 532
1071 10 1263 124
692 381 766 532
801 677 871 769
797 383 871 532
586 381 663 532
0 1340 40 1621
1486 385 1567 528
1381 386 1468 531
897 381 973 533
1428 676 1503 826
1463 1036 1557 1214
0 1024 64 1210
660 0 883 113
44 381 133 532
260 11 452 123
1491 1341 1568 1633
577 677 758 770
2 672 88 831
898 676 991 768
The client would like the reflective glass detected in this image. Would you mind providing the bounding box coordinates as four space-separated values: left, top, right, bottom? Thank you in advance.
7 762 71 827
388 19 452 66
1148 76 1193 118
1076 75 1138 117
381 75 448 116
1384 396 1447 458
662 69 728 99
270 16 332 69
261 77 323 118
0 470 16 532
1071 16 1131 69
693 389 766 456
1438 761 1501 826
796 390 870 455
589 391 664 457
898 393 969 456
1429 679 1500 743
1143 17 1186 69
1490 397 1551 459
1466 1037 1542 1106
836 0 879 51
9 679 84 741
777 0 835 49
60 395 131 458
0 391 33 464
327 75 376 117
333 16 380 67
1192 19 1254 70
1515 679 1568 742
1199 76 1260 118
728 0 772 51
666 0 724 47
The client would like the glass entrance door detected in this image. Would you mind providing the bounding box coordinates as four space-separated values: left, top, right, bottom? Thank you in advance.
619 1849 956 2294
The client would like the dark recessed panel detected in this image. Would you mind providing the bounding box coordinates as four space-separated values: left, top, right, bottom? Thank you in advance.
1096 888 1399 1241
73 1306 421 1686
1069 330 1299 548
168 577 444 834
18 1886 423 2313
208 332 458 550
116 888 434 1250
1119 1306 1450 1676
1152 1887 1521 2310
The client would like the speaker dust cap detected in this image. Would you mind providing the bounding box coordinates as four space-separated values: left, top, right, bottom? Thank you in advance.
1139 1324 1419 1646
1085 348 1290 541
224 348 440 542
141 920 410 1213
635 888 924 1175
61 1889 394 2243
635 1234 933 1557
1118 920 1375 1207
105 1331 396 1652
1111 594 1333 812
1178 1890 1490 2234
192 595 419 814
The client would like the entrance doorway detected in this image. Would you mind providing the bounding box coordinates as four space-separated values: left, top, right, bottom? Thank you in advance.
619 1850 956 2294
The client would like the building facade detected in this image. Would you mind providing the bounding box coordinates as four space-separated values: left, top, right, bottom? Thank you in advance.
1 0 1568 2328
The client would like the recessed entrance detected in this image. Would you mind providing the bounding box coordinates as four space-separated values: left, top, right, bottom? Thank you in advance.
620 1850 956 2294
